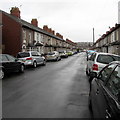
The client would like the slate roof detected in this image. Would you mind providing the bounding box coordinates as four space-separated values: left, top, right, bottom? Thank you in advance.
1 10 64 41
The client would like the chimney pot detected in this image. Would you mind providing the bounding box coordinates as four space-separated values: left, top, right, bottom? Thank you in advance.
31 19 38 27
52 30 55 35
10 7 21 18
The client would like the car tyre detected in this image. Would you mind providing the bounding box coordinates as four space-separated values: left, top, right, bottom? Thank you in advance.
86 70 88 75
89 75 93 83
88 94 93 111
19 64 24 73
42 60 46 66
33 61 37 68
59 57 61 61
55 57 58 61
86 67 89 76
0 69 4 79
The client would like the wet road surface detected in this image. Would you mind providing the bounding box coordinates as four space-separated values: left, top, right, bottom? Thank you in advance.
2 52 91 118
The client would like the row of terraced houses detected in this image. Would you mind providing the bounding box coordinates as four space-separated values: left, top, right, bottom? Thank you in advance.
0 7 78 56
92 24 120 55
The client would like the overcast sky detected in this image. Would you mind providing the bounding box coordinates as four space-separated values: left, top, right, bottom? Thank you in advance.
1 0 120 42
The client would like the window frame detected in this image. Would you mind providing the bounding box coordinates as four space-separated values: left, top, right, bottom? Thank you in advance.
105 65 120 98
97 63 117 83
6 55 16 62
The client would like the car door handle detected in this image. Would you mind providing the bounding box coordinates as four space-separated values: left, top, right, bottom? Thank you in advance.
105 109 111 118
96 89 99 95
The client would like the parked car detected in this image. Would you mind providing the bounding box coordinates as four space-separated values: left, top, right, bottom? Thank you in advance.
73 51 78 54
66 51 73 56
86 50 96 61
46 51 61 61
0 54 24 79
17 51 46 68
89 61 120 119
86 52 120 81
59 51 68 58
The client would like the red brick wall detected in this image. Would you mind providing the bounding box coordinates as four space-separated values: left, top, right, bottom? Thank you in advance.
2 13 22 56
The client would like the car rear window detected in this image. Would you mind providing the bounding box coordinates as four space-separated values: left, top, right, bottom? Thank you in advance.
97 55 114 64
17 52 30 58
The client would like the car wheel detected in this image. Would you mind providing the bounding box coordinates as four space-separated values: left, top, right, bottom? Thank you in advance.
86 67 89 76
57 57 59 61
42 60 46 66
0 69 4 79
59 57 61 61
89 74 94 83
88 94 92 111
33 61 37 68
19 64 24 73
86 69 88 75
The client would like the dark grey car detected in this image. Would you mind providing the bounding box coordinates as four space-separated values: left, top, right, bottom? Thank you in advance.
89 61 120 119
0 54 24 79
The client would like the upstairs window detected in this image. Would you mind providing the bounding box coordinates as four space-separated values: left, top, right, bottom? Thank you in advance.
29 32 32 43
23 30 26 40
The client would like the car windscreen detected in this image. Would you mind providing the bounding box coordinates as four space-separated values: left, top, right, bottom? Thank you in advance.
0 54 9 62
97 54 115 64
17 52 30 58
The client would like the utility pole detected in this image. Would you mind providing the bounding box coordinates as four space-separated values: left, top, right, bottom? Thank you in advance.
93 28 95 45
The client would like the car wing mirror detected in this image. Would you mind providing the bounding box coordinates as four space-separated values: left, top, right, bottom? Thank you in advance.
90 72 97 78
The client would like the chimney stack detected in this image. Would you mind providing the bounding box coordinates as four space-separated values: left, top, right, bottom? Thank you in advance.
56 33 59 37
43 25 48 31
52 30 55 35
31 19 38 27
10 7 21 18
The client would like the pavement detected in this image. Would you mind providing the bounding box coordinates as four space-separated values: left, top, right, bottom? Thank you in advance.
2 52 91 118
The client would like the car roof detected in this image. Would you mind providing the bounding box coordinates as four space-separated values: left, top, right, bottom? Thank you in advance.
94 52 120 56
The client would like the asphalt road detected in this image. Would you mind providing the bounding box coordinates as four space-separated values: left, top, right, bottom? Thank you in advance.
2 52 91 118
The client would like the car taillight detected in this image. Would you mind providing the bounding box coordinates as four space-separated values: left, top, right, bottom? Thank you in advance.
92 64 98 71
26 57 32 60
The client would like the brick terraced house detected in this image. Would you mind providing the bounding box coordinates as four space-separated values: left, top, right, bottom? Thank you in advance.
92 24 120 55
1 7 77 56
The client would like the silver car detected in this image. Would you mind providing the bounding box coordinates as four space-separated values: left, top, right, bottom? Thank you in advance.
59 51 68 58
46 51 61 61
86 52 120 81
17 51 46 68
